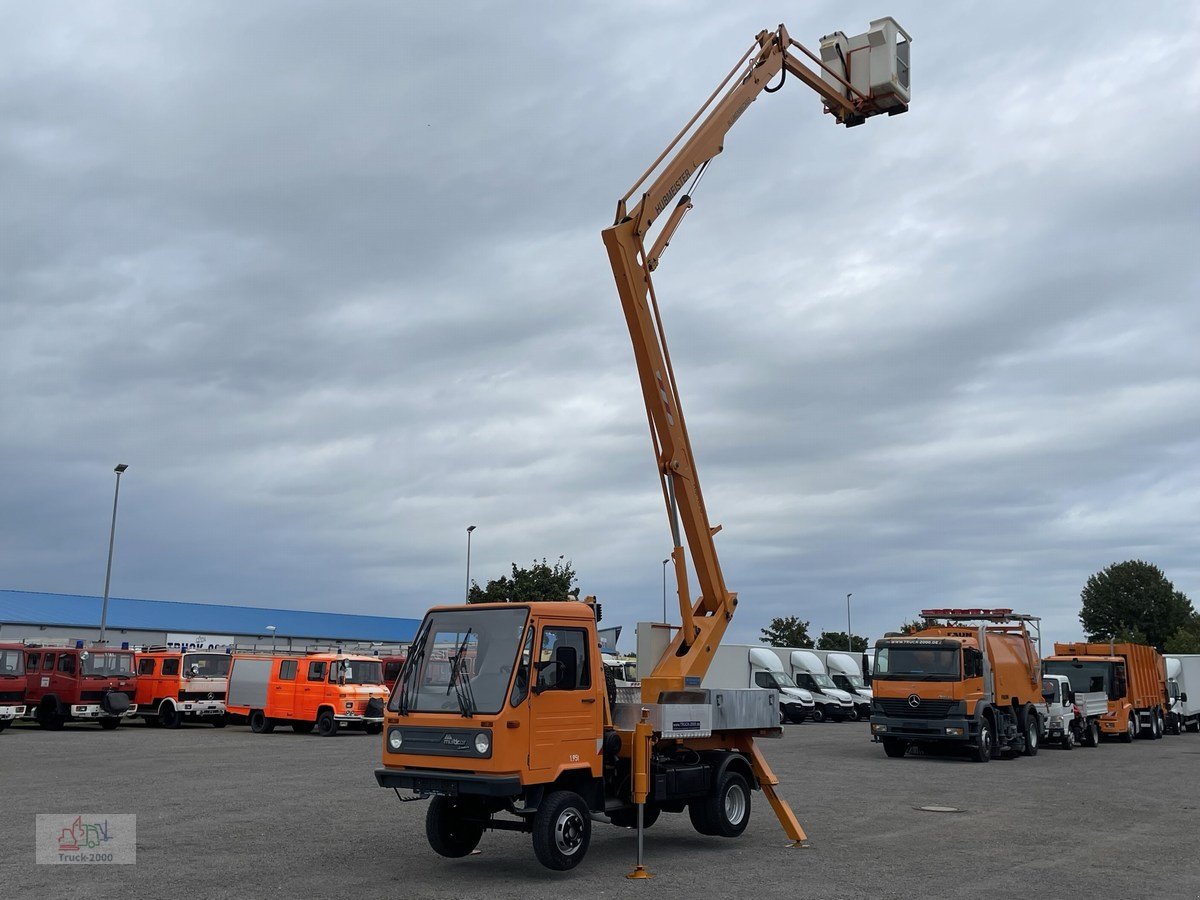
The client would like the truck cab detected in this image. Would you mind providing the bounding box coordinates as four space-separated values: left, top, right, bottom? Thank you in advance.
1040 674 1104 750
135 649 231 728
24 644 138 729
784 650 856 722
0 643 27 730
1044 642 1168 741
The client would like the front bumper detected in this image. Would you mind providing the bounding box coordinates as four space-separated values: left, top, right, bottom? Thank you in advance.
0 704 26 720
177 700 225 716
870 714 977 743
375 767 522 798
334 712 384 723
71 704 139 719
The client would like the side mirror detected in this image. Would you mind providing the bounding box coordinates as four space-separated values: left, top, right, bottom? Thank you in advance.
1182 693 1189 703
189 664 200 677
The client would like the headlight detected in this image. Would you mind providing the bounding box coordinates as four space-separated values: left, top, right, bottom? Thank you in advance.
1051 715 1064 725
388 729 403 751
474 732 490 754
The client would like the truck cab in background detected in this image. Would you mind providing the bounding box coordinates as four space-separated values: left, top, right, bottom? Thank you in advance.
1043 642 1168 742
23 644 138 729
701 644 816 723
0 643 27 731
136 649 230 728
1040 673 1104 750
780 650 856 722
810 650 872 721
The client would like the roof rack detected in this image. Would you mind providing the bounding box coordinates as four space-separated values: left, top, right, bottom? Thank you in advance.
920 608 1040 623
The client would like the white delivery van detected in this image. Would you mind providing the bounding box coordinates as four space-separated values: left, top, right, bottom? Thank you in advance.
702 644 816 724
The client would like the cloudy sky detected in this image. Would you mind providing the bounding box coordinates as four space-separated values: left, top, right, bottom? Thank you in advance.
2 1 1197 649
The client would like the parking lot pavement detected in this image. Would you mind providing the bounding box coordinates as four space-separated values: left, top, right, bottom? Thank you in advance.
3 716 1200 899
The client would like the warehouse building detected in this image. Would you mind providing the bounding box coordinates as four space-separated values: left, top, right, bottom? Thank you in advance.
0 589 419 652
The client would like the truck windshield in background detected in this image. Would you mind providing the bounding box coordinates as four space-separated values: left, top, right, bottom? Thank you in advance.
874 644 960 682
332 660 384 685
0 649 24 677
754 671 799 690
184 653 231 678
832 673 866 691
81 653 134 677
392 607 528 716
1043 659 1117 700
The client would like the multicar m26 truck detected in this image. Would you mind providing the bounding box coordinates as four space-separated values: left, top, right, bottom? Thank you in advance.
1043 642 1168 741
703 645 815 723
870 609 1044 762
375 16 910 875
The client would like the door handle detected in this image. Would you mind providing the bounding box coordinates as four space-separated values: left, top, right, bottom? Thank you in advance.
581 697 596 704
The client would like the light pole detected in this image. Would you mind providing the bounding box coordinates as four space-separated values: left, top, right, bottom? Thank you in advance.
662 558 670 623
846 593 853 651
465 525 477 602
266 625 277 653
98 463 129 644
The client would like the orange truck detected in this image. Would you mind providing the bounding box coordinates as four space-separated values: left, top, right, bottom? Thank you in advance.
870 609 1045 762
1043 641 1169 741
135 649 230 728
225 652 388 736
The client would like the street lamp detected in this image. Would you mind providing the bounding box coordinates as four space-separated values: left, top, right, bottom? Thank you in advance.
266 625 277 653
846 593 853 651
662 558 670 623
465 525 477 602
98 463 129 644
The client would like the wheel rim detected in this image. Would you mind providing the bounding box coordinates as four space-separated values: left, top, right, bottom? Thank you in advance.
1028 721 1037 748
724 784 747 825
554 807 585 856
981 725 990 751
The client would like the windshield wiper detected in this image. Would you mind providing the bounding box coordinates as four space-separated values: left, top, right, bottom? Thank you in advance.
446 629 476 718
396 621 431 716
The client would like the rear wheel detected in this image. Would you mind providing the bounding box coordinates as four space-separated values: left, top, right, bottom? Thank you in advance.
249 709 275 734
532 791 591 870
882 738 908 758
99 717 120 730
426 796 484 858
1153 709 1165 740
690 769 751 838
316 710 338 737
1083 720 1100 747
211 715 227 728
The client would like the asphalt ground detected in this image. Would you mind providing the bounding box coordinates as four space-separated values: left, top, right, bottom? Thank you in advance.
2 715 1199 899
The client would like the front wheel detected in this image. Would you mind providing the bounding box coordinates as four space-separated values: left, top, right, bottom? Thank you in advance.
1120 713 1135 743
972 719 994 763
426 796 484 858
1021 708 1039 756
365 722 383 735
211 715 227 728
316 710 338 737
1061 725 1075 751
881 738 908 758
846 707 860 722
810 706 826 724
159 703 181 729
532 791 591 870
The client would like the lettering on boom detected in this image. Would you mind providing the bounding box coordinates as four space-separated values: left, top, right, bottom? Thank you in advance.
653 167 692 218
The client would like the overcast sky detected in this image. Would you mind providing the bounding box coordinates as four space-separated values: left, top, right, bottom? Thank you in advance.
2 2 1198 650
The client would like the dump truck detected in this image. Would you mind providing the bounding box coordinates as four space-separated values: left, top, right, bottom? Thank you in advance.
1043 642 1168 742
1165 655 1200 734
23 642 138 729
702 644 815 724
375 16 910 873
870 609 1044 762
0 643 27 731
1040 673 1105 750
135 648 230 728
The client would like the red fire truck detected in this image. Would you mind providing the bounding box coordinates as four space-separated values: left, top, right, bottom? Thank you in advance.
0 643 27 731
24 643 139 729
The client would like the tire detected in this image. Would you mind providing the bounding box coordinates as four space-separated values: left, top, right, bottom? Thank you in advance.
882 738 908 758
1020 707 1039 757
426 796 484 858
36 702 65 731
811 706 826 724
316 710 338 737
158 702 181 729
1187 720 1200 734
972 717 994 763
99 717 120 730
211 715 227 728
1153 710 1164 740
249 709 275 734
532 791 591 871
698 769 752 838
846 707 860 722
609 804 660 829
1119 713 1135 743
1061 725 1075 751
0 720 8 733
1083 720 1100 747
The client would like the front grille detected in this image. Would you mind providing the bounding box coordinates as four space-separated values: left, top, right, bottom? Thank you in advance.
0 690 23 702
875 698 957 719
180 691 225 701
79 691 107 701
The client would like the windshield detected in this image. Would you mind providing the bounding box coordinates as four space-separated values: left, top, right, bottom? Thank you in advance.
0 649 24 677
391 607 528 716
809 673 836 690
772 672 798 689
331 659 384 685
1044 659 1114 698
184 653 231 678
874 644 960 681
1041 678 1061 704
833 673 866 691
81 652 135 677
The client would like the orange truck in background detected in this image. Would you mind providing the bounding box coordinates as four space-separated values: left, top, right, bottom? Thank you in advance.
226 652 388 736
1043 642 1168 741
135 649 231 728
870 609 1045 762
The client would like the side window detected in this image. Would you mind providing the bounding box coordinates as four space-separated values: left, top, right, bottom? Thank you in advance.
27 652 40 670
138 658 156 675
161 658 180 676
279 660 297 681
307 661 327 682
57 654 76 674
754 671 774 689
43 654 56 671
536 627 591 692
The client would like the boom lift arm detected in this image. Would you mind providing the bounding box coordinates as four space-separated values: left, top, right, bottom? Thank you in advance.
601 22 909 702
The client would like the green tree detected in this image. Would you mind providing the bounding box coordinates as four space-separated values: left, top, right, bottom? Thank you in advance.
898 619 926 635
1166 616 1200 654
760 616 814 648
1079 560 1194 650
468 558 578 604
816 631 869 652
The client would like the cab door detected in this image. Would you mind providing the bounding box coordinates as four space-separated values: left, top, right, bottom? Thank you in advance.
299 659 327 721
270 659 298 719
528 622 602 774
